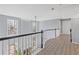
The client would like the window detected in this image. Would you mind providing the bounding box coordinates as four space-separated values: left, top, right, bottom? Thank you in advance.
7 19 18 36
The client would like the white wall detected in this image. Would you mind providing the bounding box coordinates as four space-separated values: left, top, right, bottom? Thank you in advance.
71 18 79 43
39 19 60 46
39 19 60 31
20 20 33 34
0 15 7 38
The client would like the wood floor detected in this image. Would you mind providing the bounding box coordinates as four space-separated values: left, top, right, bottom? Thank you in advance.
37 34 79 55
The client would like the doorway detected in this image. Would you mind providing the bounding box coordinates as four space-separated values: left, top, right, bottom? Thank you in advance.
60 19 71 34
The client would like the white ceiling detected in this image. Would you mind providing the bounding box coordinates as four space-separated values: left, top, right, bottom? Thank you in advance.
0 4 79 21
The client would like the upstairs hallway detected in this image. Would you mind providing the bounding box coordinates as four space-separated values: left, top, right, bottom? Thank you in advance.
37 34 79 55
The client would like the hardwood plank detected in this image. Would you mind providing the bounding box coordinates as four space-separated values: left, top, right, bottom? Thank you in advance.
37 34 79 55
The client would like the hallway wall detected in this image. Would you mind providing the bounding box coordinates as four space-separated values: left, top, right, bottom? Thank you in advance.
39 19 60 46
71 18 79 43
0 15 7 38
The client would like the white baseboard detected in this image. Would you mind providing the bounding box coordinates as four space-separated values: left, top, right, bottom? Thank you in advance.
72 41 79 44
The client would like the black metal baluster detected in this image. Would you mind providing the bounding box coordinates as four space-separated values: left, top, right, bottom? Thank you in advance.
70 29 72 42
41 30 43 48
55 29 56 38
